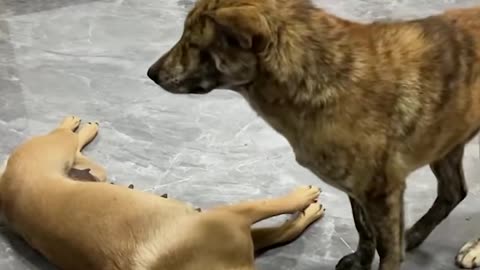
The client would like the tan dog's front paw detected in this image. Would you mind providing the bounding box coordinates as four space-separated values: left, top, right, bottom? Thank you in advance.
77 121 100 149
286 186 321 211
59 116 81 131
295 203 325 228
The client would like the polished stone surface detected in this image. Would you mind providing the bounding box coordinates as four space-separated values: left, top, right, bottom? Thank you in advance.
0 0 480 269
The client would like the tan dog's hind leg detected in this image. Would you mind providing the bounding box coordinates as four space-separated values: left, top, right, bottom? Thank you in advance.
456 238 480 269
173 187 321 270
252 203 325 251
215 186 321 225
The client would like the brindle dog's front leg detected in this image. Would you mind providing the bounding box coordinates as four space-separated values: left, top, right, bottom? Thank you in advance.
336 197 376 270
366 185 405 270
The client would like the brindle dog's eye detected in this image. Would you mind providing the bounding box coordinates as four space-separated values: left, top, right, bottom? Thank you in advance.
225 35 240 48
199 50 210 62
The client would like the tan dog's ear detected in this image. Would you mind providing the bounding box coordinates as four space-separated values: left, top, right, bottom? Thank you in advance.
204 6 271 52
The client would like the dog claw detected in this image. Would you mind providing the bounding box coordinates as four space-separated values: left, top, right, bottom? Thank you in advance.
195 208 202 212
128 184 134 189
160 193 168 198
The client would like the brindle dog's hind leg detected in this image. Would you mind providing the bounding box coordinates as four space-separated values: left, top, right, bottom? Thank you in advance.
252 203 325 253
336 197 376 270
406 144 467 250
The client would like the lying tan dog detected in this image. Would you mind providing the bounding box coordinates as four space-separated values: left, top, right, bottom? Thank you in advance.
147 0 480 269
0 116 325 270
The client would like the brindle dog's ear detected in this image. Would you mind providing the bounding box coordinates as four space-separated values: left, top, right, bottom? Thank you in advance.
204 6 271 52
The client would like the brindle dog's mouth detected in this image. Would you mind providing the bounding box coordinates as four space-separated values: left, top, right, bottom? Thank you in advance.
190 86 213 94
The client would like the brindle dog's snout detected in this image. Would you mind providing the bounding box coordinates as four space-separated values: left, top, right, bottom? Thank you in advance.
147 67 159 83
147 62 180 91
147 57 166 84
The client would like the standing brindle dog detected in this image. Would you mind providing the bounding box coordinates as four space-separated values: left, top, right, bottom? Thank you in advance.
147 0 480 269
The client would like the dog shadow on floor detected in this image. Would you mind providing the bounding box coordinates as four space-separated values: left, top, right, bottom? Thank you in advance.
0 225 57 270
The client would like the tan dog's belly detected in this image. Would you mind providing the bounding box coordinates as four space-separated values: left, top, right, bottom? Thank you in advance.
3 177 197 270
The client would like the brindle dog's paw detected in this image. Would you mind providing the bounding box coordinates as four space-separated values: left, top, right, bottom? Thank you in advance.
456 238 480 269
336 253 370 270
405 228 427 251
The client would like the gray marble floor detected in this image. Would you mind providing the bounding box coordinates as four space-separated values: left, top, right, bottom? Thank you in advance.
0 0 480 269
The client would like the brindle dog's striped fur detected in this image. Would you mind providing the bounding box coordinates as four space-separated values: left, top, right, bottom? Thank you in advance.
147 1 480 269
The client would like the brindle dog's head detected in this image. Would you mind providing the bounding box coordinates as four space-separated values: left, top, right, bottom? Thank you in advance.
147 0 273 94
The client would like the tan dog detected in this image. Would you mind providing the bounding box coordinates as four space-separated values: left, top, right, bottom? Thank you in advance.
147 1 480 269
0 116 325 270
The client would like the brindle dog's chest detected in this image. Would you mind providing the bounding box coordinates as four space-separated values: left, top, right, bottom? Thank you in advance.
243 93 360 192
289 134 358 192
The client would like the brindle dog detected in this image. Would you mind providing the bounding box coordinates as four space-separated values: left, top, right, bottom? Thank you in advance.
147 1 480 269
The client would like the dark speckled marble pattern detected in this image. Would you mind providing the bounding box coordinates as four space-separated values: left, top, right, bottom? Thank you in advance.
0 0 480 269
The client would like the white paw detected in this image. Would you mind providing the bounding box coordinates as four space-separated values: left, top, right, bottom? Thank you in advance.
456 238 480 269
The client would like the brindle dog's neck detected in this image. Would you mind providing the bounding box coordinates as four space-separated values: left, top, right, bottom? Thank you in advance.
240 6 366 140
260 6 364 101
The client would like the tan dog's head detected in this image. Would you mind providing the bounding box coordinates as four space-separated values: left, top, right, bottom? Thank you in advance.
147 0 274 94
